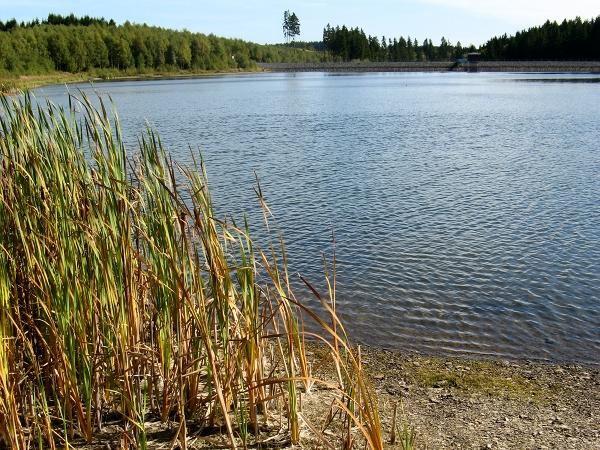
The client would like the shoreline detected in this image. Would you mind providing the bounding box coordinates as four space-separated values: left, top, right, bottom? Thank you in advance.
304 344 600 449
3 60 600 94
0 68 265 93
356 343 600 370
259 61 600 73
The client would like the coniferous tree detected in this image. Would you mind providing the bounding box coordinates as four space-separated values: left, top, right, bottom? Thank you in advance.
453 41 463 59
283 10 290 43
380 36 387 61
282 11 300 45
321 26 463 62
288 13 300 43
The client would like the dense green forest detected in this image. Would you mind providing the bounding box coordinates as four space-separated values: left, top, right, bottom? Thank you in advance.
322 24 472 61
1 13 599 79
0 13 324 76
322 16 600 61
481 16 600 60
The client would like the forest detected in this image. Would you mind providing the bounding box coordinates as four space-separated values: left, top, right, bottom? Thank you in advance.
321 16 600 61
0 13 599 78
322 24 471 61
0 13 324 76
481 16 600 60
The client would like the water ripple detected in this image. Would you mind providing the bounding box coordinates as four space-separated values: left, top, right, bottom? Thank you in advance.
36 72 600 364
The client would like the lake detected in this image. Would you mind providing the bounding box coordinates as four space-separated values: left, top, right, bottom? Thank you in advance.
35 72 600 364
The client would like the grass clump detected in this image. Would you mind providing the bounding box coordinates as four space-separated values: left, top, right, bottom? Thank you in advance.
0 92 384 449
407 359 558 402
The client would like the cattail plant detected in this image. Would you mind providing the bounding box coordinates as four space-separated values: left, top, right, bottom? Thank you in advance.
0 92 384 449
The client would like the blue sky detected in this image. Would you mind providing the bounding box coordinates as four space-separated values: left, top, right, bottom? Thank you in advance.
1 0 598 46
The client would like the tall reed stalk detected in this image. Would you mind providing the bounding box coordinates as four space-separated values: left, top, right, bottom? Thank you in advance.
0 92 384 449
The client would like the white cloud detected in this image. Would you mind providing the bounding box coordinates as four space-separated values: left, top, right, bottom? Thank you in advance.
420 0 599 24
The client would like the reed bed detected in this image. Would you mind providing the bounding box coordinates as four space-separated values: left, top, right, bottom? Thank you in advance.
0 93 383 449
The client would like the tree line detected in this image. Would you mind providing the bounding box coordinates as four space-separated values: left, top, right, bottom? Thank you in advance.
0 13 115 30
1 13 599 77
482 16 600 60
0 14 324 76
322 17 600 62
322 24 474 61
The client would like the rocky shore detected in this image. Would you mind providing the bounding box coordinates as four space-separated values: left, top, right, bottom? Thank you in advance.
302 345 600 450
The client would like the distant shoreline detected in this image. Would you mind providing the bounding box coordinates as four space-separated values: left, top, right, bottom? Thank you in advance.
259 61 600 73
0 68 262 93
3 61 600 95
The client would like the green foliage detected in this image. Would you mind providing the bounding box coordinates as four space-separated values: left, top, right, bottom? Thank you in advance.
0 13 324 77
0 92 389 449
322 24 458 61
283 10 301 43
482 16 600 60
324 16 600 62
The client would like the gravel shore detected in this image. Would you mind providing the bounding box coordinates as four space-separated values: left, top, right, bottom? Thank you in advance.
302 344 600 449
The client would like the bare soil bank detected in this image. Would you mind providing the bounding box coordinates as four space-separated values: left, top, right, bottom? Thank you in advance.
259 61 600 73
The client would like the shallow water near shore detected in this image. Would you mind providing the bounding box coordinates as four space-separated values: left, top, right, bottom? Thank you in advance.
35 72 600 364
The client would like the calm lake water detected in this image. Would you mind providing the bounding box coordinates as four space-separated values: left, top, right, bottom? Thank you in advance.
36 72 600 364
